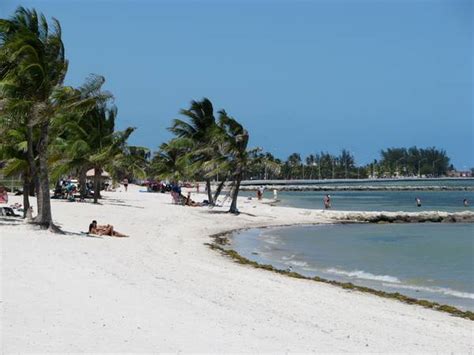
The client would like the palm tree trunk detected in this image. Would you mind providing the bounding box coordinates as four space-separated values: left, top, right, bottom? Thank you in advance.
93 167 102 204
79 168 87 200
26 124 38 197
35 122 55 230
229 172 242 214
213 176 227 202
205 178 214 205
22 173 30 219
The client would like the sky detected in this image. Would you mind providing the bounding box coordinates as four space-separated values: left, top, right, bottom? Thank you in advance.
1 0 473 168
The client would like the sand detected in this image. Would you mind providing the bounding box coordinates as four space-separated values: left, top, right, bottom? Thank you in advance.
1 185 473 352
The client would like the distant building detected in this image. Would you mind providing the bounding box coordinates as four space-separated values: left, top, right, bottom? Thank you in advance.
447 170 472 177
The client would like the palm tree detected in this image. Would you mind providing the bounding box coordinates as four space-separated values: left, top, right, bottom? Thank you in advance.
169 98 220 205
0 7 68 229
49 74 114 200
287 153 302 179
0 119 31 216
51 83 134 203
306 154 316 179
150 138 192 181
217 110 250 214
108 145 150 183
85 105 135 203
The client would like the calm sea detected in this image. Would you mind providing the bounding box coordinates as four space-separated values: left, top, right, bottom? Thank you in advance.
231 224 474 310
233 179 474 310
252 179 474 212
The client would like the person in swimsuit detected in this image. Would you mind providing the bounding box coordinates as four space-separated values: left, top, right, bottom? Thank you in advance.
123 178 129 192
323 194 331 209
0 186 8 204
415 197 422 207
88 220 128 237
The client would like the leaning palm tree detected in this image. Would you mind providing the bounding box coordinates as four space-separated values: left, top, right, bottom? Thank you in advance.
217 110 251 214
0 7 68 229
169 98 220 205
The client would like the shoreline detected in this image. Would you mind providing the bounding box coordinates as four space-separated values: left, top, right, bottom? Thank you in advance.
2 186 473 352
207 225 474 321
240 185 474 191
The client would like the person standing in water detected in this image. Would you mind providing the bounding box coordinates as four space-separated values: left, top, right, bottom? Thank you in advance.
324 194 331 209
415 197 422 207
463 198 469 207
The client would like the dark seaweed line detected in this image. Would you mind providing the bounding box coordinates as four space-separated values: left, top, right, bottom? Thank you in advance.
206 228 474 321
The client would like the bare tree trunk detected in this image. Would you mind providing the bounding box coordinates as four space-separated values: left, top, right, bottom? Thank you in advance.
229 171 242 214
205 178 214 205
34 122 57 231
22 173 30 219
93 167 102 204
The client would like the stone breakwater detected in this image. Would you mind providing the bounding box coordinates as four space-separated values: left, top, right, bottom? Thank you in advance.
325 210 474 223
240 185 474 192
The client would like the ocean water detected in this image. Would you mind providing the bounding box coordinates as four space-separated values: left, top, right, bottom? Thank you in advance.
246 179 474 212
276 190 474 212
230 224 474 310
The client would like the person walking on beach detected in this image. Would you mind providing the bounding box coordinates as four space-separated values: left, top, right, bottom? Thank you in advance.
324 194 331 209
415 197 422 207
123 178 129 192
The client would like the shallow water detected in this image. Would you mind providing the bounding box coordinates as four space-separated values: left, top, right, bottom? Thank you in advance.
231 224 474 310
244 179 474 212
276 190 474 212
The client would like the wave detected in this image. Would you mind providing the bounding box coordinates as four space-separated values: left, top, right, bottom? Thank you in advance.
383 283 474 300
287 260 309 267
325 268 401 283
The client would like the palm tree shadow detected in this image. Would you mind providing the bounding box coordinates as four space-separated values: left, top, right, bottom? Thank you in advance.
64 231 104 239
205 210 257 217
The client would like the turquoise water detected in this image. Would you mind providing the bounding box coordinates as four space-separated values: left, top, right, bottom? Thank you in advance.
231 224 474 310
244 178 474 187
275 190 474 212
246 179 474 212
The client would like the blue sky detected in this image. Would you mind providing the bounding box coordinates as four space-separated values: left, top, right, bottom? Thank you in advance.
2 0 473 168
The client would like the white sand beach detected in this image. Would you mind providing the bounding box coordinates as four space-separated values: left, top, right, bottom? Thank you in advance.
1 185 473 352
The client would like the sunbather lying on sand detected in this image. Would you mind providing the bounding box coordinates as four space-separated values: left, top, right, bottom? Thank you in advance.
88 220 128 237
184 192 205 207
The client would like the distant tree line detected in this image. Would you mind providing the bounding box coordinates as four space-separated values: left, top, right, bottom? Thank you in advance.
243 146 452 180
